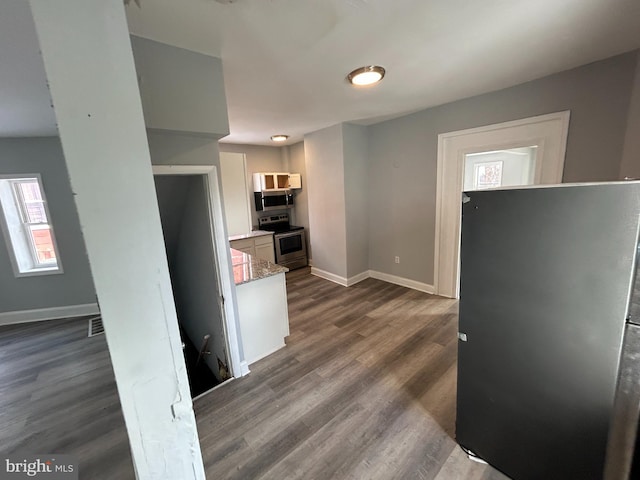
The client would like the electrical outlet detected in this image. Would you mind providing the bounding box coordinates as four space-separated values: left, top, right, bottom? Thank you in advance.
394 256 400 264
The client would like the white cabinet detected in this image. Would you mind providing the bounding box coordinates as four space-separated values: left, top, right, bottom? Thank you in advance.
254 235 276 263
288 173 302 189
220 152 252 236
229 234 274 263
236 272 289 365
253 172 302 191
229 238 255 256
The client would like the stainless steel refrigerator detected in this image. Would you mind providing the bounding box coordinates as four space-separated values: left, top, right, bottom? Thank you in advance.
456 182 640 480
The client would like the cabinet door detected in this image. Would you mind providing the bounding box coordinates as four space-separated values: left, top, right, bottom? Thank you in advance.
230 238 255 257
234 244 255 256
255 242 275 263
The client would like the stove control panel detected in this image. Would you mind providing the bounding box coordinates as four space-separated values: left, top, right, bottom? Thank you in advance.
258 214 290 227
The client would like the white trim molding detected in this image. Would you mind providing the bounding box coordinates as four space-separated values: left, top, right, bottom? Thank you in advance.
0 303 100 326
347 271 370 286
310 267 435 294
152 164 245 379
434 111 570 299
369 270 435 294
310 267 349 286
239 361 250 377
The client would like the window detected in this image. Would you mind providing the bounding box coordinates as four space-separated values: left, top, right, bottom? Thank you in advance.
0 175 62 276
473 161 504 190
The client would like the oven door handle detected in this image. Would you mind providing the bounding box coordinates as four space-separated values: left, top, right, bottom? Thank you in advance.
275 230 303 239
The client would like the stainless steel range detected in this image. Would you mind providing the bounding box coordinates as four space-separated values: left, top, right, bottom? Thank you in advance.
258 214 307 270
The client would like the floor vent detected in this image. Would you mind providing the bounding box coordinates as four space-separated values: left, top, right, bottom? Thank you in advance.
88 316 104 337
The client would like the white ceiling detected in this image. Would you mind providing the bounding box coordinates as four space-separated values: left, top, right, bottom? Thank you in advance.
125 0 640 146
2 0 640 144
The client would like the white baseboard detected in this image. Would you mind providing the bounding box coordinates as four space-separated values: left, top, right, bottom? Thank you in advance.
310 267 348 286
238 361 250 377
0 303 100 326
346 270 370 286
311 267 435 294
369 270 435 294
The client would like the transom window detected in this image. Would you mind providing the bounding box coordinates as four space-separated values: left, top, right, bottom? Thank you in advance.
0 175 62 276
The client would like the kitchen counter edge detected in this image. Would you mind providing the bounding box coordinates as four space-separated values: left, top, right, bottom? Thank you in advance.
228 230 274 242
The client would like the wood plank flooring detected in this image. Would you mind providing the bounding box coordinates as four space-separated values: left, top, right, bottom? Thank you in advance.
0 317 134 479
0 268 511 479
194 268 510 480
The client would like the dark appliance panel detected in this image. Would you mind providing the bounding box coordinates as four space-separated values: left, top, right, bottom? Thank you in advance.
457 183 640 480
254 191 293 212
278 232 303 255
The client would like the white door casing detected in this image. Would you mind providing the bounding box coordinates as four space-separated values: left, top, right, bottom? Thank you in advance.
434 111 570 299
152 165 245 378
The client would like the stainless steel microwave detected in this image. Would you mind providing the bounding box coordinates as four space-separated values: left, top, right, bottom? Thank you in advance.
254 190 294 211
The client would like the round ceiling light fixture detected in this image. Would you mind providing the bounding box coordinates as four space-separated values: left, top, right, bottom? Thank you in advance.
270 134 289 142
347 65 386 86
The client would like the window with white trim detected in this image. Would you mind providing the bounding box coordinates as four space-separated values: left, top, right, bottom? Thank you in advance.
0 175 63 276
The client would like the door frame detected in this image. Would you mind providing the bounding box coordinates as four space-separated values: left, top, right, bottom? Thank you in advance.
434 111 570 298
152 165 245 379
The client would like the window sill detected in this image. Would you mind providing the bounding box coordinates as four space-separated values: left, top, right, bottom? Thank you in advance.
15 266 63 278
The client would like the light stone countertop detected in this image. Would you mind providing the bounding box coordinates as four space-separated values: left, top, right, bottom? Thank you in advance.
230 248 288 286
228 230 274 242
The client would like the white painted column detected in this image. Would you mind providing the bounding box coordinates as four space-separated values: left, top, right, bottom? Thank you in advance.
28 1 205 479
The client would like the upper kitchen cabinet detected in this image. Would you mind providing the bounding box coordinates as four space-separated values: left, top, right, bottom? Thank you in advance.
130 36 229 138
253 172 302 191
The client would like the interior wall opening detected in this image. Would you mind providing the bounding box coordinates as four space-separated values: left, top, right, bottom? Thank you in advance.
153 174 230 397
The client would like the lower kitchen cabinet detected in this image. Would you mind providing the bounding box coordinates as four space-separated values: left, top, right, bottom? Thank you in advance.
230 247 290 367
236 272 289 365
254 235 275 263
229 232 275 263
229 238 255 256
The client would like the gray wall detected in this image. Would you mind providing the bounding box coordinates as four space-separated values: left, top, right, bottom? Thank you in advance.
368 50 639 286
147 132 220 166
305 124 348 277
343 124 369 278
130 36 229 137
0 137 96 313
155 175 226 381
153 176 191 266
219 143 283 173
620 50 640 179
286 142 310 256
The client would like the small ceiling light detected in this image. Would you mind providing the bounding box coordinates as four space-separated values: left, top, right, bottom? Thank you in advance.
270 134 289 142
347 65 385 86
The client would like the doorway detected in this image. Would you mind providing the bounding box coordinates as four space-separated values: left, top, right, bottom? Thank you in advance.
152 165 244 397
434 111 570 298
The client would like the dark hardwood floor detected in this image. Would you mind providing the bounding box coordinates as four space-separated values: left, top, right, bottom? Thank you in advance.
0 268 510 479
194 267 509 480
0 317 134 479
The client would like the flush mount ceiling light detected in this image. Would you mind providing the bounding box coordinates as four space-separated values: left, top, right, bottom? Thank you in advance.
347 65 386 86
270 135 289 142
